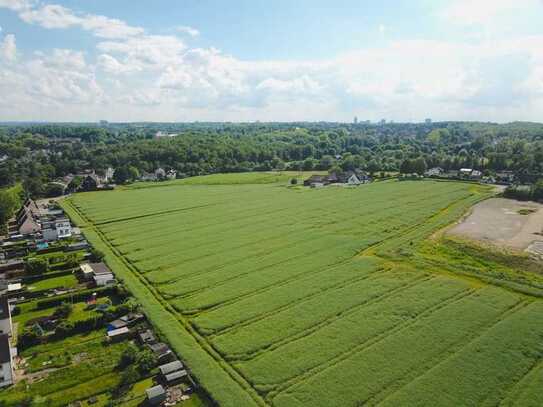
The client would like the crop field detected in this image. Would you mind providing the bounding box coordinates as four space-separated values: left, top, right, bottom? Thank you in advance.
62 174 543 407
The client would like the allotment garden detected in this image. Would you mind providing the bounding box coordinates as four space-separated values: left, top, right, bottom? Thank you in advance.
62 173 543 407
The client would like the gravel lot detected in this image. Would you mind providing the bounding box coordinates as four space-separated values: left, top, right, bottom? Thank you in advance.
448 198 543 255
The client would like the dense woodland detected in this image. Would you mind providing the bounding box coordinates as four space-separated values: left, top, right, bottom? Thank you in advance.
1 121 543 196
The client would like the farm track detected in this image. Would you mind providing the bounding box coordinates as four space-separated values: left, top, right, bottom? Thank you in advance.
370 298 530 406
267 286 479 400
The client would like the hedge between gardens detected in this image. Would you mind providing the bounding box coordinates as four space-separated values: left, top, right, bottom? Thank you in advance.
36 285 120 309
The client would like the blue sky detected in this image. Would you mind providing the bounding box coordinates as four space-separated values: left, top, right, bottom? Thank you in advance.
1 0 542 122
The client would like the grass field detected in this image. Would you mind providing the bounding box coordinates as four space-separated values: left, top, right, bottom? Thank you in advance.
61 173 543 407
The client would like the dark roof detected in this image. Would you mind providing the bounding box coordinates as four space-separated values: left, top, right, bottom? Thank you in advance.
90 263 111 275
146 385 166 399
108 319 128 330
306 175 327 183
159 360 184 375
0 334 11 363
139 330 156 343
165 369 188 382
148 342 171 355
0 296 9 320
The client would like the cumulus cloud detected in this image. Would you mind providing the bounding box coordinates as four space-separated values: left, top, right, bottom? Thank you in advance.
97 35 186 68
176 25 199 37
4 2 144 39
0 33 16 62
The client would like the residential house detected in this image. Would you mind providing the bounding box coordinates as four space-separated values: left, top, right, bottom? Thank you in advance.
339 171 361 185
17 211 41 236
140 172 157 182
425 167 443 177
166 169 177 180
0 334 14 388
459 168 473 177
303 175 329 187
41 218 72 242
104 167 115 183
470 170 483 180
496 171 515 184
146 385 167 405
155 168 166 180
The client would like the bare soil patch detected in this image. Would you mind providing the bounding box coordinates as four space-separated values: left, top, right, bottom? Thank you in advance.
448 198 543 255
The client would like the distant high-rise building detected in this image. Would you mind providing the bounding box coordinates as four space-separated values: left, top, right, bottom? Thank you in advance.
353 116 358 124
380 119 386 125
425 118 432 124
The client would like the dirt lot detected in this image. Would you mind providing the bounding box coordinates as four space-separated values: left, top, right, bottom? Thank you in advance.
448 198 543 256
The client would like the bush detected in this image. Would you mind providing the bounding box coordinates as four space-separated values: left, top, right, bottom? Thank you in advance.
118 343 139 368
26 258 49 275
53 302 72 319
55 321 75 338
136 349 157 374
90 248 105 263
120 365 140 387
290 178 298 185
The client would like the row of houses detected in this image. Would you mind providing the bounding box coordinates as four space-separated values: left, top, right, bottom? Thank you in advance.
424 168 516 184
140 168 177 182
7 198 73 240
304 170 372 187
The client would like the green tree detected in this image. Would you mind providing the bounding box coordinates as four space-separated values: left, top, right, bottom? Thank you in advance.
26 258 48 275
136 349 157 373
120 365 140 387
90 248 105 262
44 182 65 197
118 343 139 368
413 157 428 175
532 179 543 201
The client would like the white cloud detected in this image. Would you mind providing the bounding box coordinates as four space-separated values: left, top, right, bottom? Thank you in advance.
97 35 186 68
176 25 200 37
0 33 17 62
439 0 542 25
0 0 33 12
97 53 139 74
6 2 144 39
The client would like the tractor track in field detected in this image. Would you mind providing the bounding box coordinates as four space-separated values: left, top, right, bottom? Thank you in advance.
198 263 387 337
266 286 479 401
370 298 531 406
221 274 431 362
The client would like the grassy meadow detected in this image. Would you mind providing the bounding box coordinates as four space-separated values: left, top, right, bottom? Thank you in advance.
61 172 543 407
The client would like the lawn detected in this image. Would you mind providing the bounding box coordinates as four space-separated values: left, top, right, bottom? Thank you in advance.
59 173 543 407
27 273 80 292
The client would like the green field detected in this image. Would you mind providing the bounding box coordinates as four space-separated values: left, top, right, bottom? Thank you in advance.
62 173 543 407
